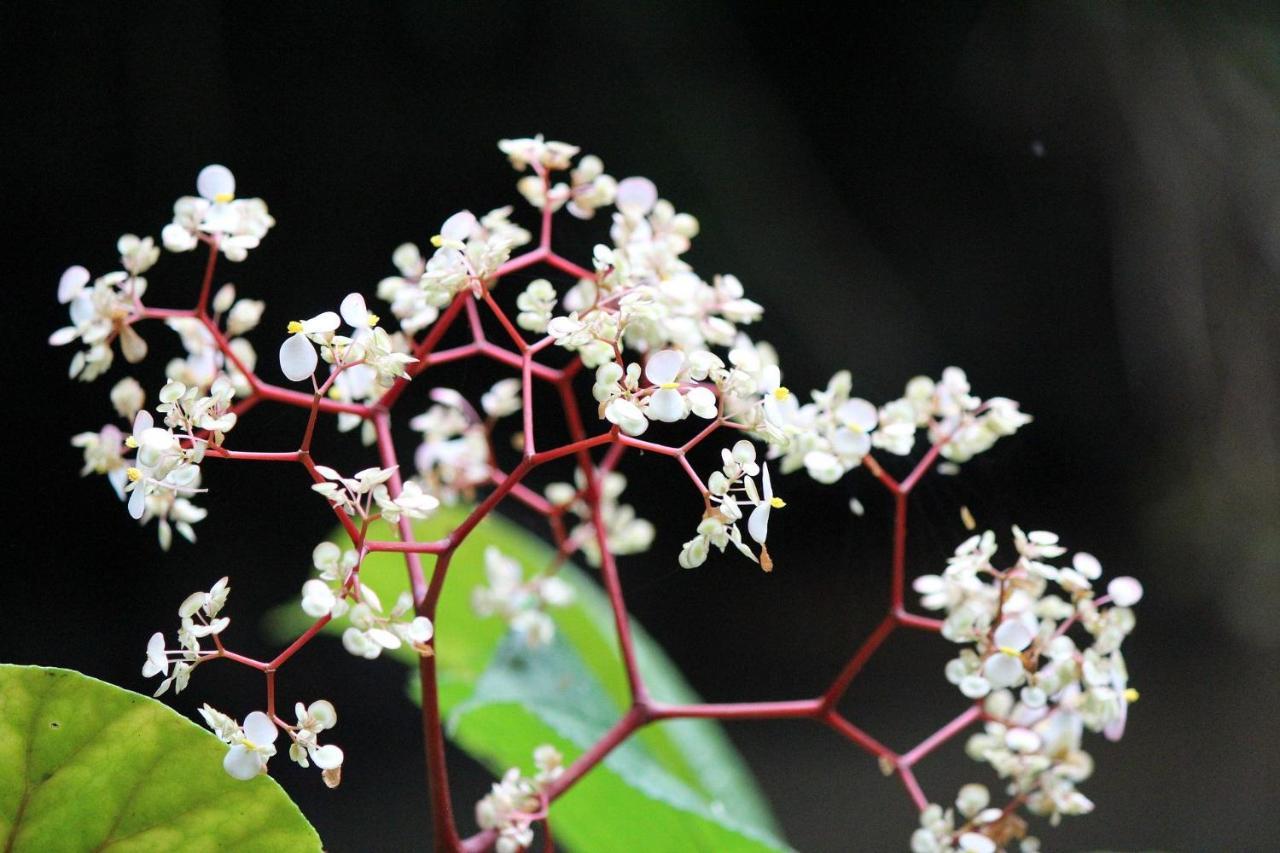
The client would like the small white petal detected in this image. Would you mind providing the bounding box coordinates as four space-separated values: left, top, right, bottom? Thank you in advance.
368 628 402 649
1107 576 1143 607
311 744 344 769
647 388 685 422
339 293 369 327
993 619 1034 652
440 210 476 241
197 164 236 201
957 832 996 853
279 333 318 382
685 386 717 419
836 398 878 431
615 177 657 215
128 486 147 519
243 711 279 745
959 674 991 699
1072 551 1103 580
223 745 263 780
644 350 684 385
58 266 90 304
303 311 341 334
747 503 770 545
982 651 1025 688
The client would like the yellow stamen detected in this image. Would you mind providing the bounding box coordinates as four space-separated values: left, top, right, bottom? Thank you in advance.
1124 688 1140 703
241 737 258 750
126 467 143 482
769 496 786 509
327 386 344 400
999 646 1021 657
213 192 234 203
366 312 380 327
287 320 304 334
125 436 139 448
659 382 680 390
430 234 444 248
773 386 790 400
960 505 976 531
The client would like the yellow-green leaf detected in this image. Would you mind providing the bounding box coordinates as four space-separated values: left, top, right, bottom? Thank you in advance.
0 665 321 853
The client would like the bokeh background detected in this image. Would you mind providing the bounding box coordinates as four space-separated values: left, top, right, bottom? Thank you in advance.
3 2 1277 851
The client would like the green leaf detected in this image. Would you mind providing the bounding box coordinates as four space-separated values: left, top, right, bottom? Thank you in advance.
0 664 321 853
267 506 789 852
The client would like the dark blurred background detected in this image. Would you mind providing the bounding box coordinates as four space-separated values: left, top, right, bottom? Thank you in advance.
3 2 1277 851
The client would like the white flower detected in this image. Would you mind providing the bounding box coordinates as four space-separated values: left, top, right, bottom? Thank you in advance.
288 700 344 785
746 462 783 548
204 708 279 781
163 165 275 260
279 311 341 382
981 618 1035 689
141 632 168 678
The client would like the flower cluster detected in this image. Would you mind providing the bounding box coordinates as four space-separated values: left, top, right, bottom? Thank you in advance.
54 139 1141 849
591 349 719 436
50 250 154 381
680 440 783 571
769 367 1032 486
299 541 435 661
141 577 231 697
474 744 564 853
471 547 575 648
410 389 495 504
311 464 438 523
278 291 416 389
910 527 1143 847
911 784 1039 853
162 164 275 262
198 700 344 787
544 469 655 567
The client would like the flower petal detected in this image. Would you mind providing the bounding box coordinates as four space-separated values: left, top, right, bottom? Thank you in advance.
279 333 318 382
304 311 341 334
340 293 368 327
615 177 657 215
440 210 476 242
197 164 236 201
993 618 1034 651
58 265 90 304
748 503 770 545
644 349 683 385
311 744 344 770
223 744 263 780
243 711 278 745
1107 576 1143 607
647 388 685 422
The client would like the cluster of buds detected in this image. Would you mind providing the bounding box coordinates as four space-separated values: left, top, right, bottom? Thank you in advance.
475 744 564 853
410 388 501 504
297 541 436 661
767 366 1032 486
471 547 575 648
544 469 655 567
